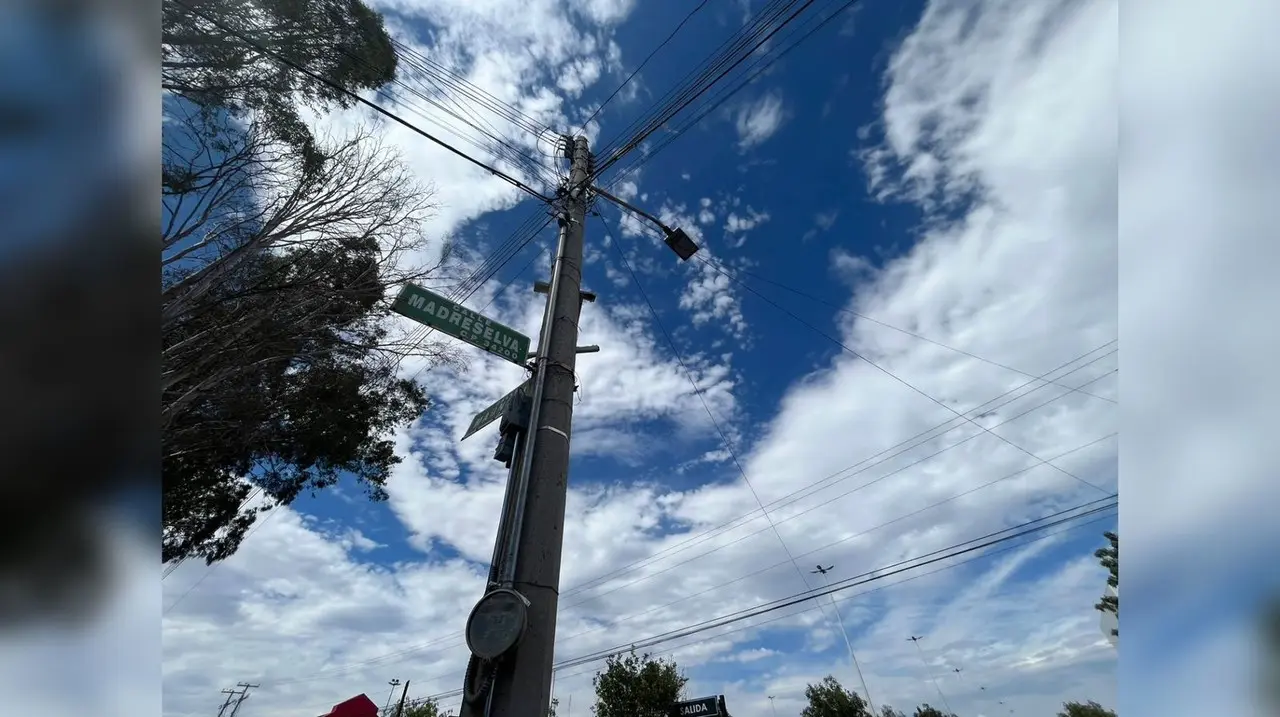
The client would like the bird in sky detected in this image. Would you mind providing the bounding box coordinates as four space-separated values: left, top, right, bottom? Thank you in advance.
811 564 833 575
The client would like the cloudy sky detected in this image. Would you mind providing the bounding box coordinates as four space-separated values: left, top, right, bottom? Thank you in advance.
156 1 1133 715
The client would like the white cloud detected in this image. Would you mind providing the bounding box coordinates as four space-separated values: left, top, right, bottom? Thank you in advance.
734 93 787 151
698 197 716 225
651 203 749 340
724 208 770 234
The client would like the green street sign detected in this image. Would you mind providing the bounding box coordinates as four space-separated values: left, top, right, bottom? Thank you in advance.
392 284 531 367
462 379 532 441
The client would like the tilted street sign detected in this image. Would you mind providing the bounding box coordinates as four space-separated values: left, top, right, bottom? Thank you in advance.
669 696 724 717
391 283 531 367
462 380 532 442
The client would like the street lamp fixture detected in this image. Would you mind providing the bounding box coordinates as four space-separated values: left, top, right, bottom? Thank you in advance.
590 184 700 261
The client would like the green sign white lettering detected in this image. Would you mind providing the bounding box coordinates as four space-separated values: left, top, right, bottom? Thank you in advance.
462 380 532 441
392 284 531 367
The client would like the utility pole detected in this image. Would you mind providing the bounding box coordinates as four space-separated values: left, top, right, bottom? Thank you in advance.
384 679 402 716
767 695 778 717
216 683 257 717
812 565 874 713
907 636 953 715
216 688 237 717
393 680 410 717
459 136 591 717
457 136 698 717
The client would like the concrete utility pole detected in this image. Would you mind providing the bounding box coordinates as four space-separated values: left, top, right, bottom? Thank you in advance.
460 136 592 717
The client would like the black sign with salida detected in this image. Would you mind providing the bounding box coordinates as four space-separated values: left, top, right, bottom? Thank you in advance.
669 695 724 717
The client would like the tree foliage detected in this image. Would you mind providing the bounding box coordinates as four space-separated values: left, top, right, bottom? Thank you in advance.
161 104 459 565
912 705 956 717
1057 700 1116 717
397 699 447 717
162 0 397 165
591 650 688 717
1094 530 1119 635
878 706 907 717
801 675 873 717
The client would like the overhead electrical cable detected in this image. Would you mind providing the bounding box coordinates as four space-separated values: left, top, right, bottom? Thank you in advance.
601 0 864 188
597 208 845 647
595 0 849 177
546 507 1118 685
574 0 713 136
325 42 558 187
696 255 1115 403
557 338 1116 598
548 430 1116 648
693 253 1112 495
589 0 800 163
167 0 554 204
413 497 1116 700
556 368 1118 611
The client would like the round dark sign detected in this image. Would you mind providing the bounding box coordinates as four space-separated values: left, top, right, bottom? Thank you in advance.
465 588 529 660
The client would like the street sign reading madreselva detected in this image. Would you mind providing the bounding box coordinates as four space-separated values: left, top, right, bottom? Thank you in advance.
391 283 531 367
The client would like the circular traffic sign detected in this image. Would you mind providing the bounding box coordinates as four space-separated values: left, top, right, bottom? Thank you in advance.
465 588 529 660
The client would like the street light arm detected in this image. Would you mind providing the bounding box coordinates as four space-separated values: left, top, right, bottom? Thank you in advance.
590 185 674 234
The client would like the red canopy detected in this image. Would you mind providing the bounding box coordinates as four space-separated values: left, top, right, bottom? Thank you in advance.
319 694 379 717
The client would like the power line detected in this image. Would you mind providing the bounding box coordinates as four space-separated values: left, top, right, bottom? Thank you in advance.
591 0 801 163
391 39 547 136
268 419 1115 686
595 0 819 174
167 0 554 204
557 340 1116 600
693 253 1111 495
550 497 1116 671
601 0 863 188
558 367 1117 612
575 0 713 136
163 497 283 615
417 498 1116 700
544 507 1118 687
696 255 1115 404
272 344 1115 671
595 207 846 669
548 430 1116 649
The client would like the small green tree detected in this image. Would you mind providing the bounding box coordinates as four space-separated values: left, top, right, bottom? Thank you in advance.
399 699 445 717
1058 700 1116 717
879 706 907 717
912 705 955 717
1094 531 1119 636
591 650 688 717
801 675 872 717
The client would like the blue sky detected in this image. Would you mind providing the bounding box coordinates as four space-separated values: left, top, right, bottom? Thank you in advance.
160 2 1125 716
